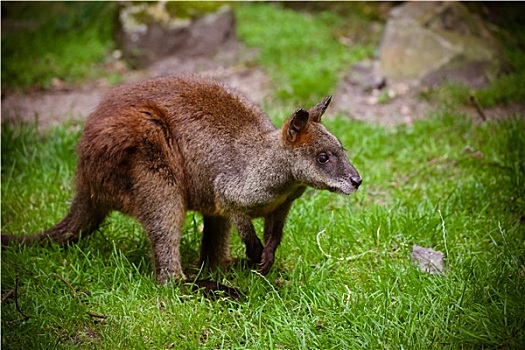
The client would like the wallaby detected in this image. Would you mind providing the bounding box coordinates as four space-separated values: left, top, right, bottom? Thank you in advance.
2 74 362 284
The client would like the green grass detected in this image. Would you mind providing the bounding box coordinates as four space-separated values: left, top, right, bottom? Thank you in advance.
2 112 524 349
236 3 375 105
1 2 118 91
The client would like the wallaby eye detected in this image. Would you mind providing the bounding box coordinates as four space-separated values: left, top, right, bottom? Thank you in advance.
317 153 329 164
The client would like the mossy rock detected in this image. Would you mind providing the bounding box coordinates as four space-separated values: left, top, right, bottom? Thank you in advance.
116 2 235 67
379 2 505 88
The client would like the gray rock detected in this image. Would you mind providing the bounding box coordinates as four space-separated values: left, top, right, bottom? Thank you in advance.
116 3 236 67
378 2 504 88
411 244 445 275
344 60 386 92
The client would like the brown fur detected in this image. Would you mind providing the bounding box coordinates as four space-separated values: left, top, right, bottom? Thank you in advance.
2 74 362 283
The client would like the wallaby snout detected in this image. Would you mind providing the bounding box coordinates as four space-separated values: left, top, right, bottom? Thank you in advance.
329 159 361 195
350 174 362 189
346 160 362 192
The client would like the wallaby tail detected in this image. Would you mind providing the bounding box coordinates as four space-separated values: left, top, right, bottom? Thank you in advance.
1 195 107 247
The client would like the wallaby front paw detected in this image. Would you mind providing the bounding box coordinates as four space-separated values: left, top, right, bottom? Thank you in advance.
246 239 264 264
258 249 275 275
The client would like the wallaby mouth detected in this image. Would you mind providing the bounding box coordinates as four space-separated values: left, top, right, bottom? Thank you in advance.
329 177 361 195
329 186 352 195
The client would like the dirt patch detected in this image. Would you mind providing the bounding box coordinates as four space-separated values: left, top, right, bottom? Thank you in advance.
1 47 521 130
1 44 270 130
332 80 432 127
329 60 431 126
332 60 524 125
2 88 104 129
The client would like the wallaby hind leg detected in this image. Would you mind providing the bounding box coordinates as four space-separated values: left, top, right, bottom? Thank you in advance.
200 216 232 269
133 179 187 284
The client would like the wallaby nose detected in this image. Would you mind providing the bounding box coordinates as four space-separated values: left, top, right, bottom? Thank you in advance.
350 176 362 189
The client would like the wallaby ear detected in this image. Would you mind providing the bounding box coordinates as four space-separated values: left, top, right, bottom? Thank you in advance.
309 95 332 123
286 108 310 143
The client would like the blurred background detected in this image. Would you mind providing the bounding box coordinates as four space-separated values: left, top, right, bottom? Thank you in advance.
2 1 524 127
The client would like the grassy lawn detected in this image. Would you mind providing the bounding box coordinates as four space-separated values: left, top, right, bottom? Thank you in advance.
1 2 118 91
2 112 524 349
2 2 525 349
236 3 376 106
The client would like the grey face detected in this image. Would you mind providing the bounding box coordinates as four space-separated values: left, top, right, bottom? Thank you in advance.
307 124 362 195
314 148 361 194
283 96 362 195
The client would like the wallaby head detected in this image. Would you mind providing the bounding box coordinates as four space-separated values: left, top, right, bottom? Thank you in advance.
281 96 362 195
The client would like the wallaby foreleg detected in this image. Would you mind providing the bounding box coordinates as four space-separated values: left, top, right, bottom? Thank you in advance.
231 214 264 264
260 202 293 275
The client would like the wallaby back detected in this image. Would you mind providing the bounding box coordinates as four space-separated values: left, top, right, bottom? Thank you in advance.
2 74 362 284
